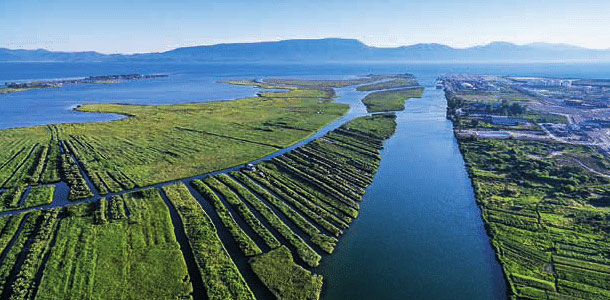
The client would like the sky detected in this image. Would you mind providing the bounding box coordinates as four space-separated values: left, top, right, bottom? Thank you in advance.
2 0 610 54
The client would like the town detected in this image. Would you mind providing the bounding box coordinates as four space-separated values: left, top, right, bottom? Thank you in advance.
440 74 610 156
442 74 610 299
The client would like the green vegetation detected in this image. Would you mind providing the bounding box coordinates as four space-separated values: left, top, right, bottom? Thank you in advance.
0 75 407 299
263 76 382 88
35 189 192 299
356 75 420 91
59 143 93 201
22 185 54 208
204 175 281 249
0 189 192 300
361 87 423 112
0 187 26 211
255 164 353 226
0 112 398 300
446 83 610 299
248 169 344 236
0 211 42 297
0 185 54 212
191 179 262 256
163 182 255 300
244 171 339 253
4 210 59 300
230 171 322 268
250 246 323 300
0 87 30 94
0 214 26 256
227 113 396 266
458 138 610 299
0 79 350 197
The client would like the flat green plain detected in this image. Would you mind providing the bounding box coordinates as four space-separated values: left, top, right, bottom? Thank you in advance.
362 87 423 112
0 76 403 300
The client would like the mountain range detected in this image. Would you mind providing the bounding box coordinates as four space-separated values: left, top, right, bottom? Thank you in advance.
2 38 610 63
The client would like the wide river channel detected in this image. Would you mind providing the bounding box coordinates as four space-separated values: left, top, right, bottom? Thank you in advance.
3 62 610 299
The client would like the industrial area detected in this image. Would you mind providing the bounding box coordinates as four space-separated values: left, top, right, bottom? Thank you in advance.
440 74 610 156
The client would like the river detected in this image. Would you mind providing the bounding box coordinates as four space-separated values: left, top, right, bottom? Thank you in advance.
3 61 610 299
319 83 507 300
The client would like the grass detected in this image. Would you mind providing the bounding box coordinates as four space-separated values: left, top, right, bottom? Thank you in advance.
191 178 262 256
0 110 400 300
342 113 398 140
250 246 323 300
0 75 407 299
35 188 192 300
0 87 30 94
0 75 410 197
162 182 255 300
263 76 380 88
248 169 345 236
446 83 610 299
256 163 354 225
22 185 54 208
0 210 44 297
0 184 54 212
6 209 59 300
361 87 423 113
230 171 322 268
0 80 349 195
62 84 345 191
206 174 281 249
243 170 338 254
356 75 420 91
0 187 26 211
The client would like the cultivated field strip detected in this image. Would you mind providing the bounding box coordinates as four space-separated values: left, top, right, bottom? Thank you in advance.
162 182 255 300
0 76 407 299
164 113 397 298
201 176 281 250
0 112 397 300
0 78 351 203
35 188 193 300
459 137 610 300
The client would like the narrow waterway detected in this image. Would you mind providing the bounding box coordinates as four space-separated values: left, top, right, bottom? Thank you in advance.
0 82 371 218
317 85 507 300
0 72 508 300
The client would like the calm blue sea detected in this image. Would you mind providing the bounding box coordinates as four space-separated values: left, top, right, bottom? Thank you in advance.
3 61 610 299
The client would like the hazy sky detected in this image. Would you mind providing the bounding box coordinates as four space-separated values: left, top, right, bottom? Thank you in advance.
2 0 610 54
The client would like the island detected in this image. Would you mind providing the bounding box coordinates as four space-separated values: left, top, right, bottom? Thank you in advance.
0 74 168 94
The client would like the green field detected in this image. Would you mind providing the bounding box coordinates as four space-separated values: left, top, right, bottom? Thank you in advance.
250 246 323 300
356 74 420 91
0 189 193 300
446 84 610 300
0 76 402 299
361 87 423 112
0 112 397 299
0 87 30 94
163 182 255 300
0 82 348 199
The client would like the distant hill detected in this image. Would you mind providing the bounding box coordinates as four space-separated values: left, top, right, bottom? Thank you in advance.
2 38 610 63
0 48 111 62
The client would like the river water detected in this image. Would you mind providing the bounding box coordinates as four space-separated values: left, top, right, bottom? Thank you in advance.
3 61 610 299
319 84 507 300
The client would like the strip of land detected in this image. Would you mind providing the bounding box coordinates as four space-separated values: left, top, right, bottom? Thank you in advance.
0 74 166 94
0 75 402 299
442 74 610 300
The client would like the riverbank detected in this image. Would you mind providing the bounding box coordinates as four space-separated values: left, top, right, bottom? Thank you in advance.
445 79 610 299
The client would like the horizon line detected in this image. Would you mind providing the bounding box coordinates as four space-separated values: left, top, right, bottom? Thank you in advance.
2 38 610 55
